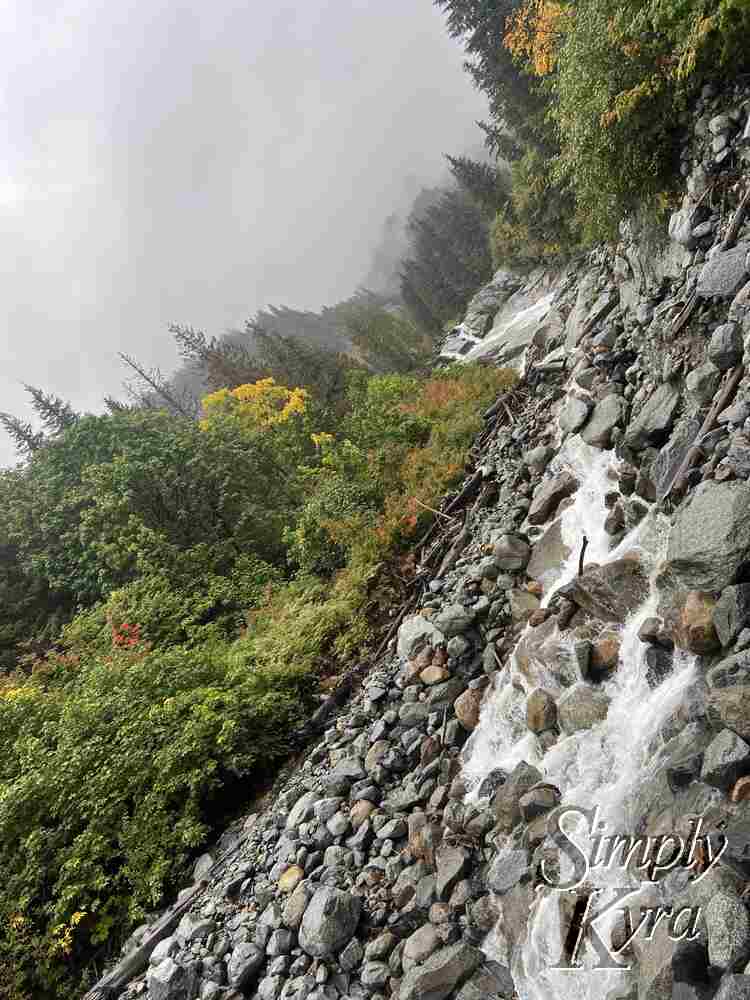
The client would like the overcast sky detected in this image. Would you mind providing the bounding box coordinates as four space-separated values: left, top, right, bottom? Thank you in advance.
0 0 486 465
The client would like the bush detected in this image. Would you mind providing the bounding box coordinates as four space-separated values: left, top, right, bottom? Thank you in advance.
0 641 306 998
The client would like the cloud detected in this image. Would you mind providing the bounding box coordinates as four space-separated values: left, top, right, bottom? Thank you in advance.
0 0 486 465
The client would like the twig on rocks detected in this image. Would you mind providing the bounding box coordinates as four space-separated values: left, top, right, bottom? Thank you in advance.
671 291 699 335
722 185 750 250
666 364 745 499
578 536 589 577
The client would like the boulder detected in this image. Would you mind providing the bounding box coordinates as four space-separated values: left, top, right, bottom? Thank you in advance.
623 382 681 451
701 729 750 791
708 686 750 742
666 481 750 591
398 616 444 660
562 558 649 624
709 651 750 689
526 688 557 733
580 395 626 449
147 959 188 1000
435 845 470 901
710 323 745 371
493 534 531 570
298 887 361 958
558 683 610 734
403 924 441 965
679 591 720 653
706 892 750 970
715 585 750 647
456 962 515 1000
227 943 265 989
454 688 483 731
519 783 561 821
715 976 750 999
509 589 541 623
527 519 571 585
652 416 702 500
398 942 483 1000
528 472 578 526
487 847 529 895
433 604 475 638
559 395 592 434
491 761 543 832
698 244 750 298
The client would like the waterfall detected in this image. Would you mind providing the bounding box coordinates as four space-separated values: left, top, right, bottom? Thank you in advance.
461 434 698 1000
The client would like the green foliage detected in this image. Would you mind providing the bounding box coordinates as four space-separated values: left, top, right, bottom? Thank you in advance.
441 0 750 242
0 360 519 997
0 641 304 997
490 148 580 268
400 186 494 332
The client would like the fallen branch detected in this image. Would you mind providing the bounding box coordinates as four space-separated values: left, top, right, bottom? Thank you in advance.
722 185 750 250
577 536 589 577
436 520 472 578
666 364 745 499
444 468 483 515
671 291 699 335
83 840 246 1000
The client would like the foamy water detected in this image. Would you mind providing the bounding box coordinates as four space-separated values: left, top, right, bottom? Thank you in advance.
462 433 696 1000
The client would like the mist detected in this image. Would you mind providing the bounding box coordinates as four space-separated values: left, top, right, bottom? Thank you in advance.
0 0 486 464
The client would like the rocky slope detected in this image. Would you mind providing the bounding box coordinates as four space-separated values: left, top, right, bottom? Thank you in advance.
91 78 750 1000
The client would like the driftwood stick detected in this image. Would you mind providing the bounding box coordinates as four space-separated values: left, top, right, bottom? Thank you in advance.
578 536 589 577
671 291 699 335
437 521 472 578
668 364 745 498
722 186 750 250
444 469 483 515
83 837 246 1000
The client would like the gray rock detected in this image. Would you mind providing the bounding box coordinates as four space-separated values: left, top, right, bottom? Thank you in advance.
149 936 179 967
493 534 531 571
403 924 441 965
397 616 444 660
298 887 361 958
398 942 483 1000
701 729 750 791
652 416 702 499
624 383 681 451
708 650 750 689
581 395 627 449
715 585 750 647
455 962 515 1000
708 686 750 741
435 844 470 901
227 942 265 989
257 975 285 1000
487 848 529 895
528 472 578 525
665 481 750 591
147 958 187 1000
715 976 750 1000
560 395 592 434
433 604 475 638
361 961 390 988
323 758 366 795
558 684 610 735
698 244 750 298
710 323 745 371
339 937 364 972
686 362 722 409
286 791 320 831
720 400 750 426
706 892 750 970
562 559 649 624
525 444 553 473
491 761 543 832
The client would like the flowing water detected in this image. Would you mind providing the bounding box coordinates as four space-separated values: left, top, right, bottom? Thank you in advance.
461 434 697 1000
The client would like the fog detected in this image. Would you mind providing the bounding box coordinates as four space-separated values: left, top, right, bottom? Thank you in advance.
0 1 486 464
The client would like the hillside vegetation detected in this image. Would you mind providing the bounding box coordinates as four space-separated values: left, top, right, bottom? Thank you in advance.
0 332 515 996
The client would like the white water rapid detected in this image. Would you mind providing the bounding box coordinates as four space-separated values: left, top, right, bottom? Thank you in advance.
462 434 698 1000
